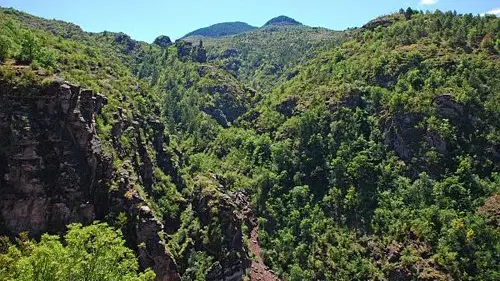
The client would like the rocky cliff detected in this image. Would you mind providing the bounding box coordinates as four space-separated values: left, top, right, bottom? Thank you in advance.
0 79 110 236
0 78 180 281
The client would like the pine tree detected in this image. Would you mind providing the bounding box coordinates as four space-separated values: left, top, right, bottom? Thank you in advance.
405 7 414 20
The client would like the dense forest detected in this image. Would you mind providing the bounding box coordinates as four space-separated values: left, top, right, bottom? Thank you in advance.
0 6 499 281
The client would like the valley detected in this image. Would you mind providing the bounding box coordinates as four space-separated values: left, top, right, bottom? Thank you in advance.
0 6 499 281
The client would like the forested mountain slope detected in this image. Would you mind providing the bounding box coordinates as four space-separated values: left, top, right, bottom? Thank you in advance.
182 22 257 38
183 18 346 92
0 6 499 281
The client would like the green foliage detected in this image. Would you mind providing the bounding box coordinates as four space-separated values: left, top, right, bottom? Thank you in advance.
264 16 302 26
184 25 346 92
36 47 58 68
0 35 12 62
17 30 40 63
171 10 499 280
181 251 214 281
0 223 155 281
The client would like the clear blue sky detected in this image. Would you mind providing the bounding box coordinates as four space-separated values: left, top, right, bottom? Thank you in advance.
1 0 498 42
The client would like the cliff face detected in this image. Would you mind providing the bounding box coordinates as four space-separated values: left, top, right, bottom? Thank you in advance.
0 79 111 236
0 79 180 281
195 184 250 281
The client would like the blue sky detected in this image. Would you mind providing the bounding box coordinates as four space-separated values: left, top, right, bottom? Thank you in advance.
1 0 499 42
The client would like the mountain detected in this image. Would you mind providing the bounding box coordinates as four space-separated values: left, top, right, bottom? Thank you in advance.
183 16 329 92
264 15 302 26
0 6 499 281
184 25 345 92
182 21 257 38
182 16 302 40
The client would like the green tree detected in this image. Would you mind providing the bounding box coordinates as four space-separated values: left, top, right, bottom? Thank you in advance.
404 7 414 20
182 251 214 281
17 31 40 64
37 48 58 68
0 35 12 62
0 222 155 281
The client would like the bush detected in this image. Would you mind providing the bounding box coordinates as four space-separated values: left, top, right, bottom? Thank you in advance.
36 47 58 68
0 35 12 62
16 31 40 64
0 222 155 281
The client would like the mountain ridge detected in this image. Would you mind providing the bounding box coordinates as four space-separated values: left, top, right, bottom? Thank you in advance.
182 21 257 38
182 15 305 39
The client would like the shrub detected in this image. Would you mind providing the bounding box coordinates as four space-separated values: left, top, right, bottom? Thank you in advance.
0 35 12 62
0 222 155 281
36 47 58 68
16 31 40 64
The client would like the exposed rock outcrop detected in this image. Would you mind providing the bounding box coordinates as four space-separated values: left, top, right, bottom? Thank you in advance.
384 113 425 160
192 41 207 63
433 94 464 120
477 194 500 227
149 119 184 190
368 239 452 281
0 79 181 281
192 175 251 281
362 15 399 31
0 79 111 237
176 40 207 63
197 65 256 127
383 95 462 162
276 95 298 117
116 173 181 281
153 35 172 49
235 191 281 281
222 48 239 59
113 32 138 54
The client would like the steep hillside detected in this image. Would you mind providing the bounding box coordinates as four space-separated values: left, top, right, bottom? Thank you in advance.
0 7 253 281
217 10 500 280
184 24 346 92
182 22 257 38
166 9 500 281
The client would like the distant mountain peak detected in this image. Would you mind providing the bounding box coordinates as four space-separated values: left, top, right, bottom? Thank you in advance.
182 22 257 38
264 15 302 26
